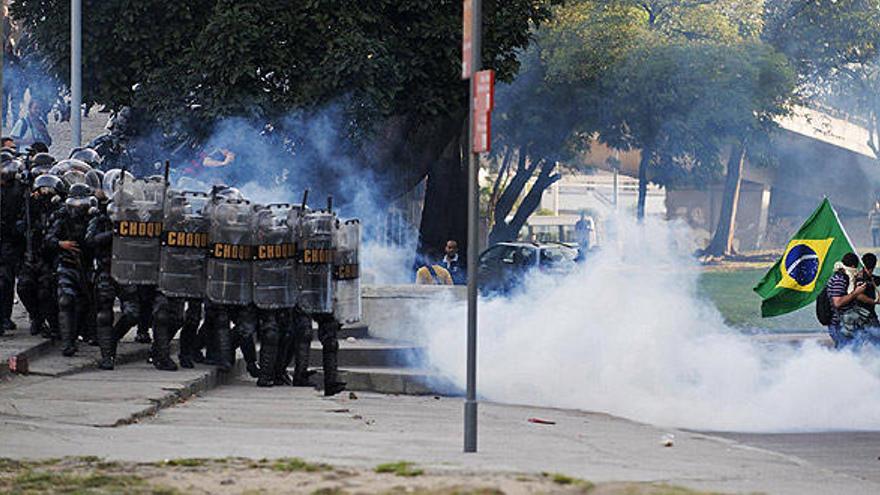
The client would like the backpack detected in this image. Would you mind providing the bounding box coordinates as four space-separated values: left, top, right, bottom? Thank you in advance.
816 273 847 326
816 284 832 326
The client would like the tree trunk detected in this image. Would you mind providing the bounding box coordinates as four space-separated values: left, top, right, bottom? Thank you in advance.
488 158 560 245
637 147 651 221
417 131 467 263
705 142 747 257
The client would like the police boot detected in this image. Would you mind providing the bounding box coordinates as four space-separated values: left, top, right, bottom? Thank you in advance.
29 318 46 336
241 337 260 379
151 310 178 372
322 349 346 397
96 308 116 370
178 323 196 369
135 328 152 344
292 339 315 387
273 332 294 386
58 309 77 357
213 312 234 372
257 335 279 388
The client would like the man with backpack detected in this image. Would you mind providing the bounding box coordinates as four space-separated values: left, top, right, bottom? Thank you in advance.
823 252 869 348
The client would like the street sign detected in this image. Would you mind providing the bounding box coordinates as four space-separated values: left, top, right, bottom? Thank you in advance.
462 0 473 79
473 69 494 111
472 69 494 153
472 110 491 153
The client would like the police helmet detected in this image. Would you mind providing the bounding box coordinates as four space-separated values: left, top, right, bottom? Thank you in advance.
55 158 92 173
33 174 68 197
0 162 21 182
65 188 98 215
69 148 102 168
212 185 244 201
102 168 135 194
32 153 57 168
85 169 105 191
66 182 95 204
26 142 49 155
62 170 88 187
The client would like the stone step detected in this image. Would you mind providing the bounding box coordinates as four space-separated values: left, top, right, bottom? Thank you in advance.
311 366 461 396
339 324 369 340
308 338 423 368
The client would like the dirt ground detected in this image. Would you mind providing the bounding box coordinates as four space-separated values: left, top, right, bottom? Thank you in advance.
0 457 729 495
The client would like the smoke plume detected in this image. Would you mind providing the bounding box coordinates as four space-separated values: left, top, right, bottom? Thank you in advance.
411 214 880 432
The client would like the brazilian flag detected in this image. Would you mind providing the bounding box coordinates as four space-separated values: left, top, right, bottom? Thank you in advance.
754 198 856 317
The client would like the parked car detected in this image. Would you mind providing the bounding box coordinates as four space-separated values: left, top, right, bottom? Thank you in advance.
477 241 577 295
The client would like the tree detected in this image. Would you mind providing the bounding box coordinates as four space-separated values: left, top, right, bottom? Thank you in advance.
11 0 216 109
486 44 594 244
765 0 880 166
518 0 774 224
12 1 562 261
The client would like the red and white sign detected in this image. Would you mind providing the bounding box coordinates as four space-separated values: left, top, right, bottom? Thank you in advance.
473 69 494 111
472 69 495 153
462 0 474 80
472 110 491 153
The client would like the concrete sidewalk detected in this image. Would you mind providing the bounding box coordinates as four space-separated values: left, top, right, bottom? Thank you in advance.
2 381 877 495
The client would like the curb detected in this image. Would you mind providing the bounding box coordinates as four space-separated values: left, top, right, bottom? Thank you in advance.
110 359 246 427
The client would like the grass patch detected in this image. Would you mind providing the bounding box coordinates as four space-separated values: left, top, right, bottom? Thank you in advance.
311 488 348 495
541 471 593 489
2 468 173 494
158 458 211 467
699 269 819 331
271 457 332 473
375 461 424 477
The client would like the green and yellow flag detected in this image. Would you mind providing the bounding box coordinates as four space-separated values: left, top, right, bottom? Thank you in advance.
754 198 856 317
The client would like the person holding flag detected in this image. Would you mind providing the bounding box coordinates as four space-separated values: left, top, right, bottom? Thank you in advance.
753 198 871 347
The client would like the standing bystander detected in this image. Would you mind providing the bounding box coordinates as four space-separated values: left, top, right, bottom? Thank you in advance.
869 201 880 247
442 240 466 285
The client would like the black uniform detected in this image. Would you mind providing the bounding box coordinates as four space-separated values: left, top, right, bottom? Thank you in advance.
16 190 60 337
84 201 118 368
45 205 93 356
0 177 24 333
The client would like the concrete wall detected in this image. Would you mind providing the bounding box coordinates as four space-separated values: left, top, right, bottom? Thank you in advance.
362 285 466 342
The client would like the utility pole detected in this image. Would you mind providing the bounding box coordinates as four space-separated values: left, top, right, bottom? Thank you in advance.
1 1 6 132
71 0 82 147
463 0 482 454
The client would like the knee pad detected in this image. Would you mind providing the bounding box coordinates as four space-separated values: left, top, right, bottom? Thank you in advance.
96 309 113 328
58 295 75 311
322 337 339 353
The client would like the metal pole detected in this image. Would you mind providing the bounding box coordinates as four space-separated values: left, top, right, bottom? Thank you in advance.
1 2 5 133
464 0 481 454
71 0 82 147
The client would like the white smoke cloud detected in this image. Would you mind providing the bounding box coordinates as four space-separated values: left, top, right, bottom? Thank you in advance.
413 214 880 432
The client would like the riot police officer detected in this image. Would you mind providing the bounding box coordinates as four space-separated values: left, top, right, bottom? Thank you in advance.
152 190 210 371
46 183 97 356
0 160 26 334
84 170 119 369
17 174 66 337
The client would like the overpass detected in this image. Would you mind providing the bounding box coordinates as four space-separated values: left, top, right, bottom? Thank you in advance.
570 106 879 250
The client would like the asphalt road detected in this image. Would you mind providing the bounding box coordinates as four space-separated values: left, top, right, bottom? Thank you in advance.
2 378 879 495
711 431 880 485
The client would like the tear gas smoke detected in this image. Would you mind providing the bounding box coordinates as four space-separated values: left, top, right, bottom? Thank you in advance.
412 214 880 432
169 107 418 284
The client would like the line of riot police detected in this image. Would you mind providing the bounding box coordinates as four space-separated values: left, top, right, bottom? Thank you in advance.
0 149 361 396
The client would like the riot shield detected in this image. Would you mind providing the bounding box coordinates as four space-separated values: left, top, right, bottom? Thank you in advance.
297 211 335 315
205 198 253 305
333 219 361 324
158 190 210 298
252 204 299 309
110 177 165 285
